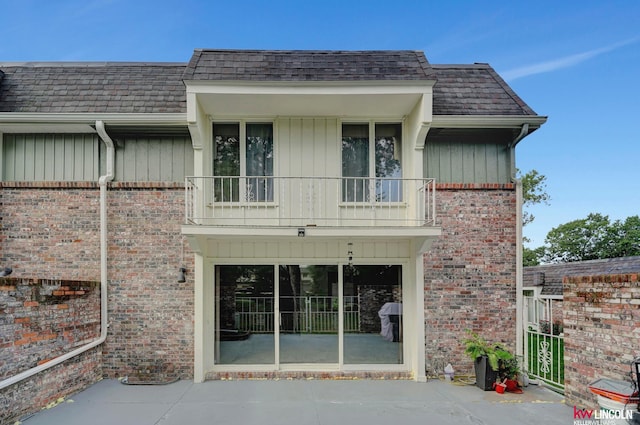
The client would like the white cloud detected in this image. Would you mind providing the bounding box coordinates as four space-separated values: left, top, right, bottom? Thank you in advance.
502 37 640 81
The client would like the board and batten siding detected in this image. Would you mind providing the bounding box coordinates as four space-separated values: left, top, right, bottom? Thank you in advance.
113 135 193 182
276 118 339 178
423 140 511 183
2 133 100 181
207 239 412 260
2 133 193 182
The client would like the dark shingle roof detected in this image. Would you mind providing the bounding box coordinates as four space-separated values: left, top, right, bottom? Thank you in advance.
524 256 640 296
0 50 540 117
0 63 186 113
431 64 536 116
183 49 435 81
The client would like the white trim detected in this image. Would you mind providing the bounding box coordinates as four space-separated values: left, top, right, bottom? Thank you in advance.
182 225 441 239
431 115 547 128
0 112 187 124
185 80 435 92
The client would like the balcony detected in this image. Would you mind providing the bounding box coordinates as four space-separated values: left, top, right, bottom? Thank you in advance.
185 176 436 227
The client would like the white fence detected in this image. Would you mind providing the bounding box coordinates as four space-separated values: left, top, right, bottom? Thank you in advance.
525 329 565 392
234 296 360 334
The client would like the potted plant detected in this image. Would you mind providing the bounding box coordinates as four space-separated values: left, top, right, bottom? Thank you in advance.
463 331 514 391
500 357 520 392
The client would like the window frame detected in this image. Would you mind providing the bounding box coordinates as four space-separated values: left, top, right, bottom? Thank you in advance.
211 120 275 203
340 120 404 203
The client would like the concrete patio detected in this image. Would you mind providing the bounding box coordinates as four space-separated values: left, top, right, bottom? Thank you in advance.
21 377 572 425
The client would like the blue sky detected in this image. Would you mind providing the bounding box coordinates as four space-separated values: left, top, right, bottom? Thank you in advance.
1 0 639 247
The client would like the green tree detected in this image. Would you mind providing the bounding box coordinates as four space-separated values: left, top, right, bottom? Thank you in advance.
601 215 640 258
543 213 640 263
519 169 551 227
523 246 546 267
518 169 551 266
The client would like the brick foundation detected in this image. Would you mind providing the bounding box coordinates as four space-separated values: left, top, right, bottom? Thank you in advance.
563 273 640 409
423 188 517 376
206 371 413 381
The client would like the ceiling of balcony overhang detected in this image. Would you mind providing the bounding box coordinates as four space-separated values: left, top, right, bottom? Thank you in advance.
194 92 425 117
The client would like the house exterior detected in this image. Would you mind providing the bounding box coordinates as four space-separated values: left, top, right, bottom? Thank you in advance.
0 49 545 421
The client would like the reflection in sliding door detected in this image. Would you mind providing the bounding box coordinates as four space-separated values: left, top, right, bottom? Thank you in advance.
215 265 275 365
343 265 403 364
279 265 339 364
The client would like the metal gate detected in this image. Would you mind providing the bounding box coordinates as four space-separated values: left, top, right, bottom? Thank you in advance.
525 329 565 392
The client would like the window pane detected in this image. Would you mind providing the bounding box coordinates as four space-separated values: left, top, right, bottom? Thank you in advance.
215 265 275 365
213 123 240 202
375 124 402 202
342 124 369 202
279 265 338 364
246 123 274 202
343 265 403 364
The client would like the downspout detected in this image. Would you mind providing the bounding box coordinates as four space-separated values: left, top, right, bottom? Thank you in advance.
510 124 528 359
0 121 114 390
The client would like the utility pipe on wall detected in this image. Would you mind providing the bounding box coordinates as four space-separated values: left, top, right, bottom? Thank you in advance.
510 124 528 358
0 121 114 390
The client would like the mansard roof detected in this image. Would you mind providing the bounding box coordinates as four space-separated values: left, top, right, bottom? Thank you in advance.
0 62 186 113
0 49 539 116
182 49 435 82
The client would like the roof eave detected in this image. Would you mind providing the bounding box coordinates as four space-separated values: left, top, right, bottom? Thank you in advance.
0 112 188 133
431 115 547 130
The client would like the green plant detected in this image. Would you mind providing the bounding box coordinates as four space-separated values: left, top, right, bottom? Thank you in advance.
463 331 513 371
499 357 520 380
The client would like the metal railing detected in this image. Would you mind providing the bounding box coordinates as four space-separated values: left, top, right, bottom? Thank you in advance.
525 329 565 392
234 296 360 334
185 176 436 227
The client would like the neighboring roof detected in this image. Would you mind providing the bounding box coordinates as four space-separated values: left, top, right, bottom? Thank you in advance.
0 49 540 117
183 49 435 82
431 64 536 116
523 256 640 296
0 63 186 113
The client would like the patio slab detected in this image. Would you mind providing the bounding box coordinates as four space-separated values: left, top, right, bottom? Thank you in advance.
21 378 572 425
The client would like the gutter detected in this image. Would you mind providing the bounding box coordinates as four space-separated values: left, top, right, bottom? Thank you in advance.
510 124 528 358
0 120 114 390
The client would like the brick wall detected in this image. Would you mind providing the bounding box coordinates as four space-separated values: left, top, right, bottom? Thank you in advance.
563 273 640 409
0 278 101 425
0 183 194 419
423 187 517 376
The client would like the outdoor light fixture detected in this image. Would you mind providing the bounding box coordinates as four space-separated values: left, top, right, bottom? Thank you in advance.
298 228 305 237
347 242 353 266
178 267 187 283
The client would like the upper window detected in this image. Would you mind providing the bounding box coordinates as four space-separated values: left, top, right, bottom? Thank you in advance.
213 122 273 202
341 123 402 202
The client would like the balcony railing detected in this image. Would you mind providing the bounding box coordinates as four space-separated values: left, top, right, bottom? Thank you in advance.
185 176 436 227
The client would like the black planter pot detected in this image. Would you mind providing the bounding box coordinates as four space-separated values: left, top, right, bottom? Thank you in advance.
474 355 498 391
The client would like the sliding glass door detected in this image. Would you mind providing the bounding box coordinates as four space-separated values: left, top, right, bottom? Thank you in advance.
279 265 339 364
343 265 403 364
214 263 402 367
215 265 275 365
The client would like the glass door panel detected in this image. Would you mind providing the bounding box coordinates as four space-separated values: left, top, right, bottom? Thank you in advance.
215 265 275 365
343 265 403 364
279 265 339 364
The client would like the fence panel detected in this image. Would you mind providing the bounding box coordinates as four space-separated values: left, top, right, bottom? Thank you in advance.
525 329 565 392
235 296 360 333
